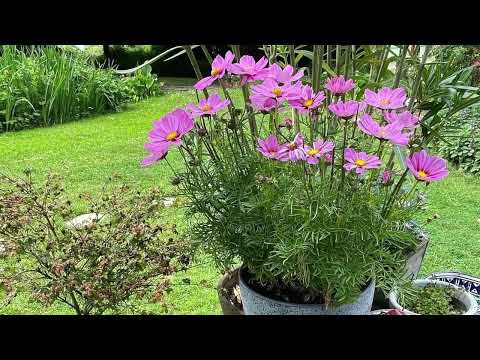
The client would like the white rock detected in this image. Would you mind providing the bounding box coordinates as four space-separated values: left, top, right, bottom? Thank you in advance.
65 213 104 230
162 197 176 208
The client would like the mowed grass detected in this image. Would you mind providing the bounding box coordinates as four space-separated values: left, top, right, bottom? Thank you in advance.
419 171 480 277
1 91 479 314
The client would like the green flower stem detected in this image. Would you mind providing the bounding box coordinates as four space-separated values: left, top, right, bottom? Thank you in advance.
337 119 349 202
408 45 432 112
312 45 324 94
393 45 409 88
344 46 351 78
289 45 296 67
288 45 300 134
335 45 341 74
382 168 409 218
326 45 332 69
183 46 209 99
231 45 258 145
351 45 356 78
374 45 391 85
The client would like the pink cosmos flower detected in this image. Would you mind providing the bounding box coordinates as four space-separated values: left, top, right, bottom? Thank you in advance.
257 135 285 160
194 51 235 90
380 170 393 185
266 63 304 85
142 144 169 167
405 150 449 182
344 148 381 175
278 133 306 162
185 93 230 118
324 152 333 164
357 114 410 146
142 109 194 166
251 78 302 103
229 55 269 84
325 75 356 95
288 85 326 114
328 100 367 119
383 110 420 129
250 93 278 112
304 139 335 165
364 87 407 110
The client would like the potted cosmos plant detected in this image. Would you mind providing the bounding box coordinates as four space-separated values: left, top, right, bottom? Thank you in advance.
141 45 450 315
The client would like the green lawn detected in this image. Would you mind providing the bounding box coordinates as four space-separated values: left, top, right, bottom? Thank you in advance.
1 93 479 314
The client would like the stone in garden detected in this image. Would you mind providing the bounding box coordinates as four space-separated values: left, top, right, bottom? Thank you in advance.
0 240 7 256
65 213 104 230
162 197 176 208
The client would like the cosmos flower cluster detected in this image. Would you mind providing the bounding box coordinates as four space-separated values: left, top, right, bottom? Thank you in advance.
142 50 448 183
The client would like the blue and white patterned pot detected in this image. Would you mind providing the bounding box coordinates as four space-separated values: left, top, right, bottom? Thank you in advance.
238 267 375 315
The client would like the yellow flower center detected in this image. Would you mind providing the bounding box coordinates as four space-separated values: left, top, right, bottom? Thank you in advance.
272 87 283 97
380 98 391 106
303 99 314 108
307 148 319 156
201 104 212 112
211 67 222 77
355 159 366 167
166 131 178 142
417 170 428 179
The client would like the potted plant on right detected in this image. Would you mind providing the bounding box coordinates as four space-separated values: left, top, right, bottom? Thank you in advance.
388 279 478 315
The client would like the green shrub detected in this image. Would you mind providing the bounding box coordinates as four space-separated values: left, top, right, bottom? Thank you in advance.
122 65 163 102
431 45 480 86
0 171 191 315
0 45 161 133
435 106 480 175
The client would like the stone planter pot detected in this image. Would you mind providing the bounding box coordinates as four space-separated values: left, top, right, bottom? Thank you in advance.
388 279 478 315
373 237 429 309
217 267 244 315
238 266 375 315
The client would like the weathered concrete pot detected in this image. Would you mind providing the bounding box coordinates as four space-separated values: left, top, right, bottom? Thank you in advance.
217 267 244 315
372 237 429 309
238 267 375 315
388 279 478 315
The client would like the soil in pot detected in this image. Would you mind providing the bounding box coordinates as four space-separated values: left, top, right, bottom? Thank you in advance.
242 267 370 305
401 284 466 315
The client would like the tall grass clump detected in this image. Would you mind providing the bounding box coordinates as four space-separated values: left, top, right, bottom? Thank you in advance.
0 46 161 133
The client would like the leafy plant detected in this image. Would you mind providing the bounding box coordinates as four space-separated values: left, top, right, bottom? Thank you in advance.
435 105 480 174
0 45 162 133
122 65 163 102
0 171 191 315
401 284 460 315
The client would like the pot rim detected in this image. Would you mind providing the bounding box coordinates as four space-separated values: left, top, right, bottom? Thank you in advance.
217 267 240 291
239 265 375 308
404 236 429 258
388 279 478 315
